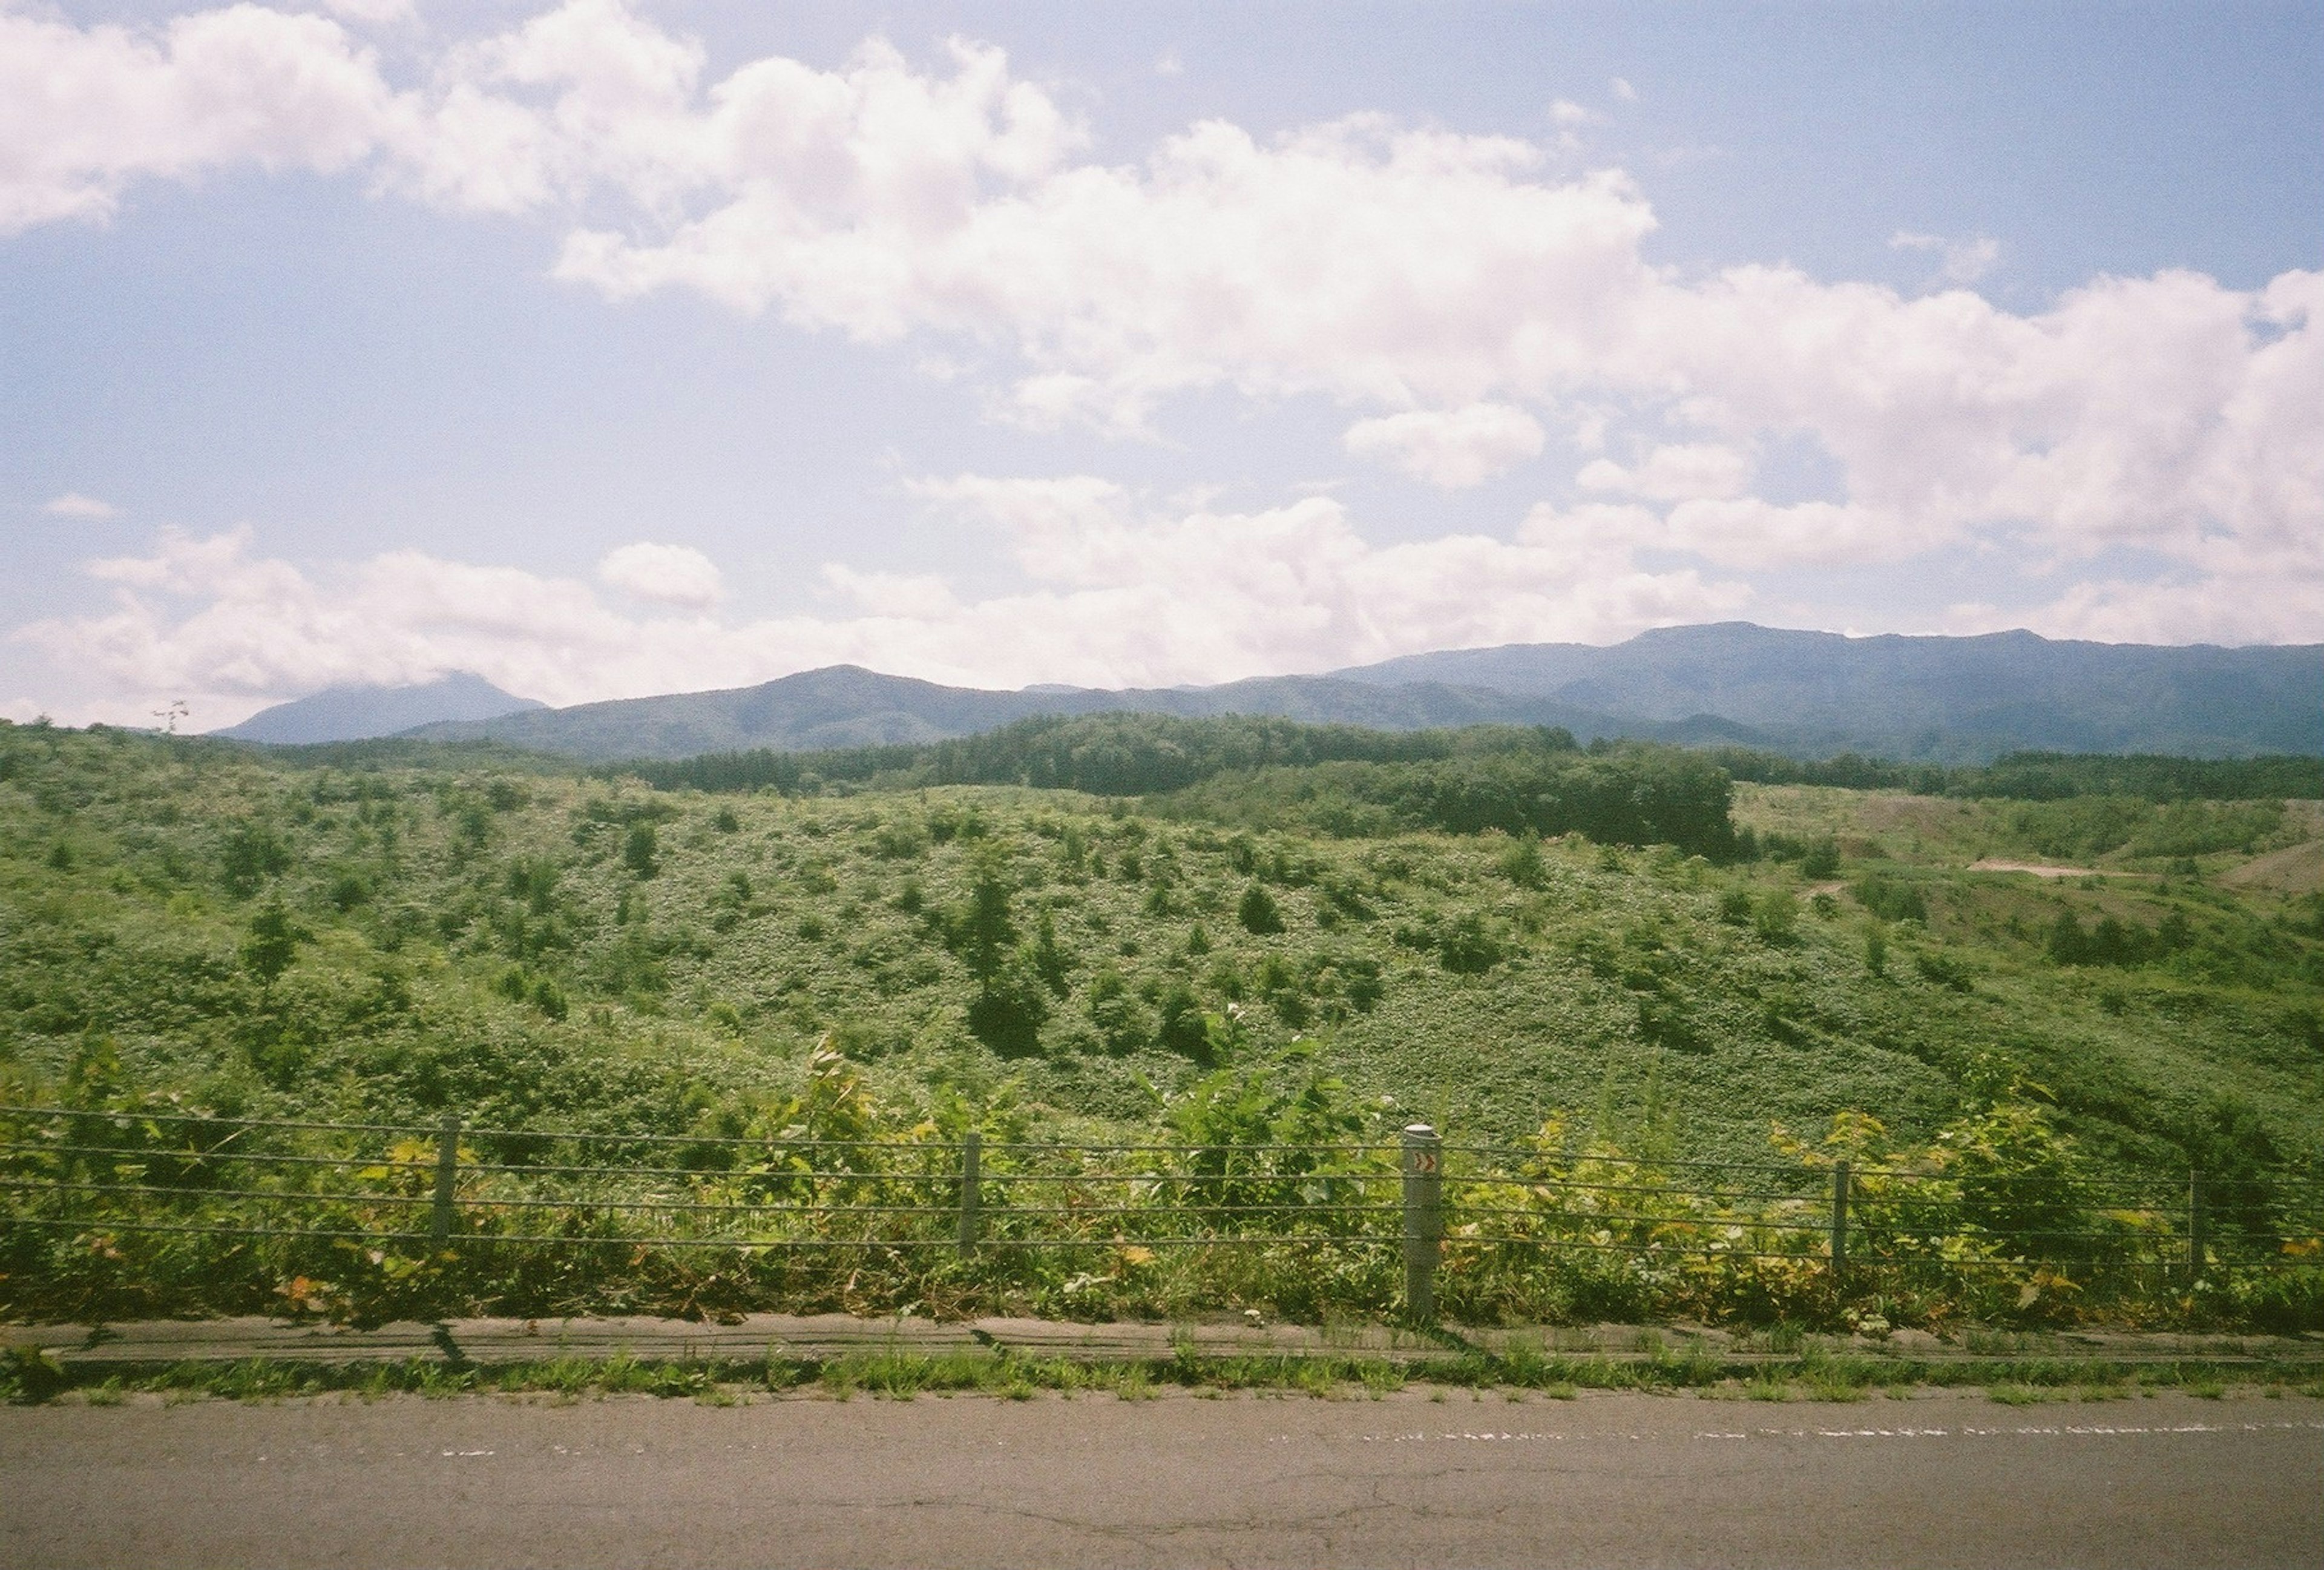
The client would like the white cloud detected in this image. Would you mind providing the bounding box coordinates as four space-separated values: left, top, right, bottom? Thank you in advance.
1891 229 2001 286
904 473 1131 579
1575 442 1750 502
1342 404 1546 487
1610 77 1636 103
596 540 723 608
44 492 120 519
0 5 394 231
0 3 2314 643
318 0 415 24
17 503 1745 721
1661 497 1902 568
1954 569 2324 648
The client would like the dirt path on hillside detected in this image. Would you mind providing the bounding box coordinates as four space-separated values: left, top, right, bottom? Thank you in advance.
1968 859 2141 878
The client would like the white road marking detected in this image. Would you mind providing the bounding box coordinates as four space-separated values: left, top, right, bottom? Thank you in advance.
1344 1420 2324 1445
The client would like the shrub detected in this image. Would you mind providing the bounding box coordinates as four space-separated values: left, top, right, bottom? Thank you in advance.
1238 882 1285 935
1753 890 1799 946
622 823 660 878
1437 912 1505 974
1853 875 1928 924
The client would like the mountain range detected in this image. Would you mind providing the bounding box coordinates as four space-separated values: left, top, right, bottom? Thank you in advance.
218 625 2324 764
212 672 542 745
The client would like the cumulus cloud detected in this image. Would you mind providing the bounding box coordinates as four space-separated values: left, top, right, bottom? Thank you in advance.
596 540 723 608
0 5 393 231
0 2 2316 647
318 0 416 24
1891 229 2001 286
1950 563 2324 649
1342 404 1546 487
1576 442 1750 502
44 492 120 519
16 500 1745 721
1659 498 1902 568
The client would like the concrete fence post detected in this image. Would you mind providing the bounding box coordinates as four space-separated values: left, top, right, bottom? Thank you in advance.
957 1129 982 1260
1829 1159 1851 1277
1401 1123 1442 1324
2187 1170 2205 1280
429 1113 461 1249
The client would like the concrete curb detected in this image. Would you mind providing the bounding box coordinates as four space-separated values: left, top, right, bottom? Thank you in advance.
5 1315 2321 1370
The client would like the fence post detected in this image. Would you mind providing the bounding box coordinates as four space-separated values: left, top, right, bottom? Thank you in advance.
1401 1123 1442 1324
2186 1169 2205 1281
429 1113 460 1249
1829 1159 1850 1277
957 1128 982 1260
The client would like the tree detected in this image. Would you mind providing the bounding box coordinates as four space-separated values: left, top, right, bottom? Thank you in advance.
1238 882 1285 936
623 822 660 878
240 899 309 990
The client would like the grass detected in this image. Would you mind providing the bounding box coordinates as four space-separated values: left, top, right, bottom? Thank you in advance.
7 1345 2319 1407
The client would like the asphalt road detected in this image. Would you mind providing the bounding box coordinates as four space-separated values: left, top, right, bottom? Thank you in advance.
2 1388 2317 1569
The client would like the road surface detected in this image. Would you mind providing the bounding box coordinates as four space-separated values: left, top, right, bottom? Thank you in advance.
3 1388 2317 1568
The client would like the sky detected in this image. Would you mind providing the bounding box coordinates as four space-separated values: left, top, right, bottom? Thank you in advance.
1 1 2319 729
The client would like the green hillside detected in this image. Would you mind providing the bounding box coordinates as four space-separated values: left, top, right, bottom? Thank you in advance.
5 717 2318 1184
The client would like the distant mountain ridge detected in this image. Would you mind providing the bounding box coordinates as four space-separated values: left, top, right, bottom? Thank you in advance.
384 625 2322 766
214 673 542 744
404 666 1618 762
1331 625 2324 761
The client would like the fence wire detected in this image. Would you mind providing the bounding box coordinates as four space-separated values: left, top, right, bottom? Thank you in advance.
2 1105 2319 1321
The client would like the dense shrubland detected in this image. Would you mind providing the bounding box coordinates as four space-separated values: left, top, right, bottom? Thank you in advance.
1 716 2318 1328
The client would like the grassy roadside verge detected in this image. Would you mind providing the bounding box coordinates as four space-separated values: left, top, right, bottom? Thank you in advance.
7 1342 2320 1407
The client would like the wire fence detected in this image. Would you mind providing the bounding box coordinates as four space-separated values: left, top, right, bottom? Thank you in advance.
2 1103 2319 1325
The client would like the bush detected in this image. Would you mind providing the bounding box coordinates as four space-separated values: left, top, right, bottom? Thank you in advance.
622 823 659 878
1853 875 1928 924
966 962 1049 1056
1437 912 1505 974
1238 883 1285 936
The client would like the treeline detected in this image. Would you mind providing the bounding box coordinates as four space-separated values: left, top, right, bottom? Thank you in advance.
1703 747 2324 803
1157 747 1738 857
620 713 1581 798
619 713 1736 856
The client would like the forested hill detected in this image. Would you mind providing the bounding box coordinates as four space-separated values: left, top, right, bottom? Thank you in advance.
314 626 2322 764
625 712 2324 809
214 673 540 744
408 665 1609 762
1335 624 2324 760
624 715 1742 859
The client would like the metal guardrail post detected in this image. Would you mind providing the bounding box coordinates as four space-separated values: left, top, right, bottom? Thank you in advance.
1830 1159 1850 1276
430 1114 461 1249
957 1129 982 1260
2187 1170 2205 1280
1402 1123 1442 1323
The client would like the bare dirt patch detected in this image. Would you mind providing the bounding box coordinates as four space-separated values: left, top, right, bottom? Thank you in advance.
1858 795 1977 836
1968 859 2106 878
2219 839 2324 896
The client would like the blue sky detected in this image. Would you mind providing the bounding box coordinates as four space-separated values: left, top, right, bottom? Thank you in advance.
2 0 2319 727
